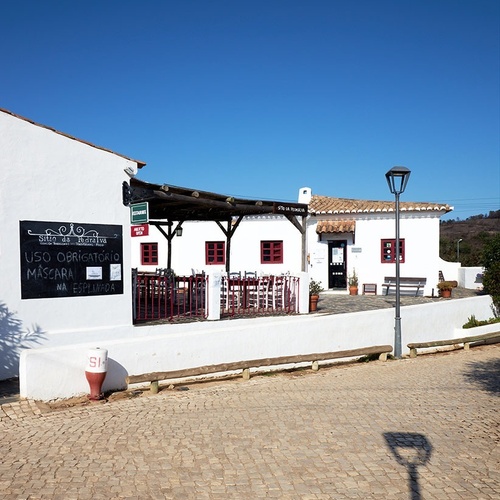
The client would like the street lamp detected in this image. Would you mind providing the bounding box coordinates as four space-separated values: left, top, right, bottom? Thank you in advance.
456 238 463 262
385 166 411 358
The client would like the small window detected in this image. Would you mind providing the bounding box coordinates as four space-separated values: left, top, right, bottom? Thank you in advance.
141 242 158 266
381 239 405 263
206 241 225 265
261 240 283 264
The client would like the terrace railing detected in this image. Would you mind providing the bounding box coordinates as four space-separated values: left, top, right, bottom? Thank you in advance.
132 270 207 323
132 271 301 323
221 274 300 317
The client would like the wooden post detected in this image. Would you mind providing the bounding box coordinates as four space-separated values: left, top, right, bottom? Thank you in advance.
150 381 159 394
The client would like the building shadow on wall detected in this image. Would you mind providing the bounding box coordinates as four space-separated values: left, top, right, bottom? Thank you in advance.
462 356 500 395
383 432 432 500
0 302 46 396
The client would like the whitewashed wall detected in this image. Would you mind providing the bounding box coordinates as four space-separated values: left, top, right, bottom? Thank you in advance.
131 205 450 297
0 111 139 380
438 258 461 283
20 295 495 401
459 267 484 290
305 211 448 296
131 214 304 276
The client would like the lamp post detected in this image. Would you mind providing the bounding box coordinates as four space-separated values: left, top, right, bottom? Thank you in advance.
385 166 411 358
456 238 463 262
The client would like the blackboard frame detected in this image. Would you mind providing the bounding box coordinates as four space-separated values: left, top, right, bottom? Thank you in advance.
20 220 124 299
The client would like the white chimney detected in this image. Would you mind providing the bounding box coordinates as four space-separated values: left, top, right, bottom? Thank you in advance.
298 187 312 204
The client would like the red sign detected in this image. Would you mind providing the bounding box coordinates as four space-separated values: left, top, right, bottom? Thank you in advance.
131 224 149 237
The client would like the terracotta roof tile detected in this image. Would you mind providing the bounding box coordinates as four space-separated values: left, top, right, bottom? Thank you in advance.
316 220 355 234
309 195 453 214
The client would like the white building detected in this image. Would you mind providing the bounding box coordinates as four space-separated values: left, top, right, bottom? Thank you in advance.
303 187 455 296
132 185 454 297
5 107 485 403
0 108 144 380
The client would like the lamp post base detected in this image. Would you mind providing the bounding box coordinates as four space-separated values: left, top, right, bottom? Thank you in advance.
394 317 402 359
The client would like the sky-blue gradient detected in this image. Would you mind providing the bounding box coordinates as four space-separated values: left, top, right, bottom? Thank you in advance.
1 0 498 219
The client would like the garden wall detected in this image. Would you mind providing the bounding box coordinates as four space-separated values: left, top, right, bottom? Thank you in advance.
20 295 494 401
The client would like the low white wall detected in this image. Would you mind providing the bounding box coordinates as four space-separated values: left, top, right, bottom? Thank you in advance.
459 267 484 290
454 322 500 337
438 258 461 283
19 295 494 401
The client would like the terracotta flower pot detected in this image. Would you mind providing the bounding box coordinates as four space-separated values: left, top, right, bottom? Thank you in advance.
309 294 319 312
349 286 358 296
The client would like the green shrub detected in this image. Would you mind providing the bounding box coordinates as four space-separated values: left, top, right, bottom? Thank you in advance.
481 234 500 315
463 314 500 329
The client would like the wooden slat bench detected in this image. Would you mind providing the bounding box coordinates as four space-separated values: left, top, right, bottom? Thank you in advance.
126 345 393 393
407 331 500 358
362 283 377 295
382 277 427 296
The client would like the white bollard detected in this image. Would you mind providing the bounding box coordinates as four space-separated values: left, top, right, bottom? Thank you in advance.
85 348 108 400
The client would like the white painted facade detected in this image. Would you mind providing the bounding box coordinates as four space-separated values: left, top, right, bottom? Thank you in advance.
130 214 304 277
0 109 141 380
131 188 455 297
308 212 449 296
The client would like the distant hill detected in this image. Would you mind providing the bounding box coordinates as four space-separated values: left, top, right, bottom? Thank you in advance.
440 211 500 266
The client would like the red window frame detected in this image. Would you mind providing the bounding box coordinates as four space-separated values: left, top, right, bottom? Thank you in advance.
381 239 405 263
141 242 158 266
205 241 225 265
261 240 283 264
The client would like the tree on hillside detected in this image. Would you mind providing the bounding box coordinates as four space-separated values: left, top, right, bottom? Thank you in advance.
440 211 500 266
481 233 500 315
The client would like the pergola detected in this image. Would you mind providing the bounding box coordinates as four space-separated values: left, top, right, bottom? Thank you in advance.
124 178 309 272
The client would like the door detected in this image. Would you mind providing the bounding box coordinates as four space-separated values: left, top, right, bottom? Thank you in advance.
328 240 347 289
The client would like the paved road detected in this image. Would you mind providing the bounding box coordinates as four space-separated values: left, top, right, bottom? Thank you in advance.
1 343 498 499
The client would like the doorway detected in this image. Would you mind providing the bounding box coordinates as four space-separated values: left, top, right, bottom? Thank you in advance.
328 240 347 289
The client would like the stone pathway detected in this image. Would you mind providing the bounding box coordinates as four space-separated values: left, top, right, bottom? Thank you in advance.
0 344 498 499
314 286 480 315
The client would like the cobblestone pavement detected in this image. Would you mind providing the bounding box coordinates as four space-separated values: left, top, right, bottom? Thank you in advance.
1 344 498 499
313 286 481 315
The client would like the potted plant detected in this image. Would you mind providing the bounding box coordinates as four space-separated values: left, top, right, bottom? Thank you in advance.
309 279 323 312
437 280 458 298
348 269 359 295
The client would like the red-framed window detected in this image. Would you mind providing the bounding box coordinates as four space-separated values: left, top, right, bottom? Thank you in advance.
205 241 225 265
261 240 283 264
141 242 158 266
381 239 405 263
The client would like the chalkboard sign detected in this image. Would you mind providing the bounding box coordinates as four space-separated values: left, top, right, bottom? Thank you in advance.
20 221 123 299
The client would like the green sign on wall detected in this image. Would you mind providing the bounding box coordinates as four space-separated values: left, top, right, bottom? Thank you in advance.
130 202 149 224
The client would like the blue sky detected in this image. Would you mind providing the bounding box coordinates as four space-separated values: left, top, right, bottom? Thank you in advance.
1 0 499 220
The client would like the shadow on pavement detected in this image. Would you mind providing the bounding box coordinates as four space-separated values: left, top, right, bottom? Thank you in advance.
462 357 500 395
384 432 433 500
